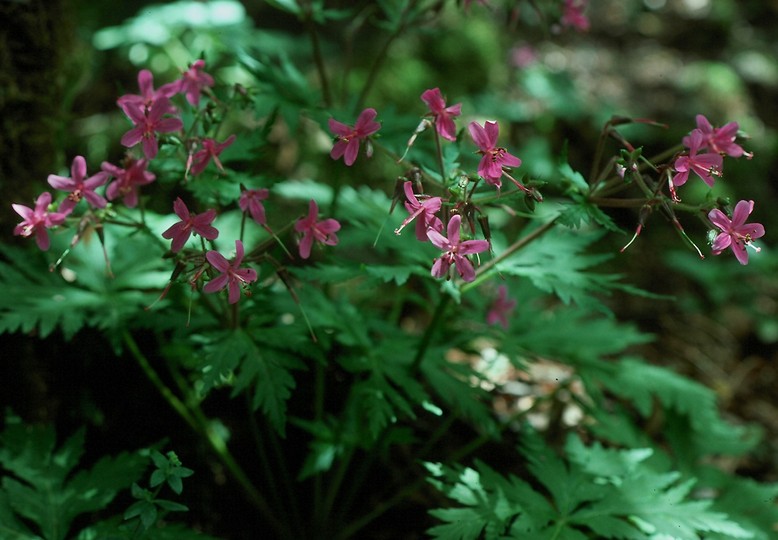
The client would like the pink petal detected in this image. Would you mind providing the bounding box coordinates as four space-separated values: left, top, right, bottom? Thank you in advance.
172 197 190 220
204 274 229 293
343 139 360 166
707 208 731 230
695 114 713 134
446 215 461 245
71 156 87 181
206 251 231 273
483 121 500 148
426 228 448 249
453 254 476 282
121 127 144 149
298 232 313 259
47 174 74 191
328 118 352 137
227 281 241 304
468 122 490 151
730 200 754 227
431 257 449 278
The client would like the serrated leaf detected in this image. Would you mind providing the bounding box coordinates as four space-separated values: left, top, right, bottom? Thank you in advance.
0 414 146 540
201 329 299 435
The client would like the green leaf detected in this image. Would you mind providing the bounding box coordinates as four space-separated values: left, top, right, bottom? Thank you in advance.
200 329 300 435
0 413 146 540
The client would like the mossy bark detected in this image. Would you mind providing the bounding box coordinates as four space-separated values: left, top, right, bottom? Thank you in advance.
1 0 72 229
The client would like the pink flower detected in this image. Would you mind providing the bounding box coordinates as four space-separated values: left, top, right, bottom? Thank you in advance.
161 197 219 252
708 200 765 265
468 121 522 188
560 0 590 32
239 188 270 225
427 214 490 282
47 155 109 213
175 59 215 107
117 69 178 117
328 108 381 166
188 135 236 176
295 199 341 259
203 240 258 304
685 114 749 159
102 157 156 208
394 181 443 241
672 129 724 187
487 285 517 329
12 192 67 251
120 98 183 160
421 88 462 142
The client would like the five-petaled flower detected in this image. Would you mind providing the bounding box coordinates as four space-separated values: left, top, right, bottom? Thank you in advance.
120 97 184 160
427 214 490 282
117 69 178 117
161 197 219 252
672 129 724 188
188 135 236 176
295 199 341 259
560 0 590 32
421 88 462 142
685 114 750 159
47 155 109 214
176 59 215 107
394 181 443 241
102 156 156 208
12 192 68 251
468 120 522 188
239 188 270 225
708 200 765 265
487 285 517 329
203 240 258 304
328 108 381 166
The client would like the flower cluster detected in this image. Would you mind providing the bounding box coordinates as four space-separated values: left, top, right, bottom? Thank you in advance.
668 114 765 264
12 61 343 307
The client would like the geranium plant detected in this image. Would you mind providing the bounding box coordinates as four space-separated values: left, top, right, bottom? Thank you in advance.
3 1 776 538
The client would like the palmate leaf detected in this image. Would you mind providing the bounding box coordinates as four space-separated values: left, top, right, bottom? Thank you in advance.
598 357 759 458
494 227 635 314
427 428 754 540
0 413 147 540
199 328 303 436
0 223 167 342
422 345 499 437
